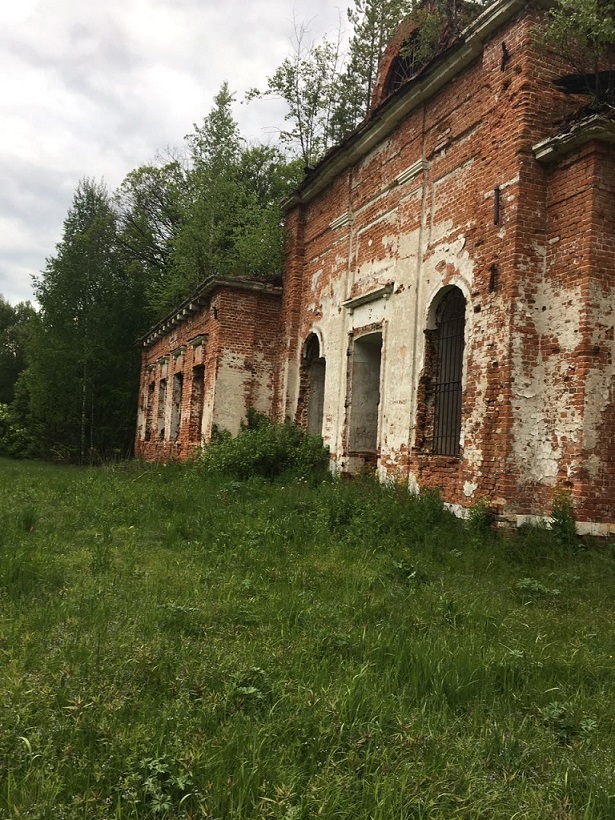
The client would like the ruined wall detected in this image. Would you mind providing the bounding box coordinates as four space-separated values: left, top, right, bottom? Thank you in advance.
508 139 615 531
135 283 281 460
584 146 615 528
284 10 543 499
134 2 614 530
212 288 282 436
282 4 614 527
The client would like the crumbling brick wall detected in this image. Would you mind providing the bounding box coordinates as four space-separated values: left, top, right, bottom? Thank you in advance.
135 279 281 461
279 0 615 532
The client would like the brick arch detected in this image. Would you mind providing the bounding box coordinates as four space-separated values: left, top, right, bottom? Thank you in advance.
297 331 327 436
302 329 324 361
370 18 420 112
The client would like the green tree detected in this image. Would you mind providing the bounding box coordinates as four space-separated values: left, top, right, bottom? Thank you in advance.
251 2 490 164
539 0 615 106
248 25 347 166
335 0 414 135
115 159 188 320
22 179 145 461
156 84 300 314
0 297 35 405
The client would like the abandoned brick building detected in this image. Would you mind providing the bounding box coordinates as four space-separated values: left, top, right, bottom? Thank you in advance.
136 0 615 535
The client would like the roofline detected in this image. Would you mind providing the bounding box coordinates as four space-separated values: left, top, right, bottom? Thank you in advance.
138 275 283 349
283 0 529 211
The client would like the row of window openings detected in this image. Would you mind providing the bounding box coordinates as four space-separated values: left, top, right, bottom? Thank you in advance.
144 365 205 443
306 289 466 457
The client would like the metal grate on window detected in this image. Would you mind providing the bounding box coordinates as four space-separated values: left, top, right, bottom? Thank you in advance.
432 290 465 456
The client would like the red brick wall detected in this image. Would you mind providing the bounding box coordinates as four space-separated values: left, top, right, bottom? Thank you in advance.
281 4 615 529
135 284 281 461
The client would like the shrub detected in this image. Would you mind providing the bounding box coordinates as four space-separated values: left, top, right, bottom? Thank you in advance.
466 500 495 536
200 412 329 481
0 403 32 458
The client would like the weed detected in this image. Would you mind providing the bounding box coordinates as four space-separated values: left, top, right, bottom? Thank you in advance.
466 500 494 535
17 506 38 533
515 576 561 600
551 489 578 547
538 701 597 745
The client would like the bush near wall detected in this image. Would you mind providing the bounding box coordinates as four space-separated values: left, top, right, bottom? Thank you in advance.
200 411 330 481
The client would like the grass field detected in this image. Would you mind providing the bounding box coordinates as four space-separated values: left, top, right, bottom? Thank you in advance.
1 457 615 818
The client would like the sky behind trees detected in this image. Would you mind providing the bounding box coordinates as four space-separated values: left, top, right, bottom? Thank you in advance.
0 0 347 305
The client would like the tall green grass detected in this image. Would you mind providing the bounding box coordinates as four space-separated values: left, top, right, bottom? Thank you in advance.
1 458 615 818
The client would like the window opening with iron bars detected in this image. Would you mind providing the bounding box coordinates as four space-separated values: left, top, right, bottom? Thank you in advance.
431 289 465 456
383 33 426 97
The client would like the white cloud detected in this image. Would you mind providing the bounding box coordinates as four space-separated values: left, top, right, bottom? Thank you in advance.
0 0 349 305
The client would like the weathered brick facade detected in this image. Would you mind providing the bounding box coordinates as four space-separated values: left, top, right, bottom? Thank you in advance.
136 0 615 533
134 277 281 461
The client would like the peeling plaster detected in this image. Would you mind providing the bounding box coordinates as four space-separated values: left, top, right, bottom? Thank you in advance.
511 279 584 485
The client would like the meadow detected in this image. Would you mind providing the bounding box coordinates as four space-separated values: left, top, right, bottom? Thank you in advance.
1 456 615 818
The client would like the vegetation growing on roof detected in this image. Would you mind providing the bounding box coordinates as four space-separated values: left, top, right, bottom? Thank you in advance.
538 0 615 108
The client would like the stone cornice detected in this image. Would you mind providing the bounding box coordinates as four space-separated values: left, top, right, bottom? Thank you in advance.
283 0 527 211
342 283 395 314
138 276 282 349
533 115 615 163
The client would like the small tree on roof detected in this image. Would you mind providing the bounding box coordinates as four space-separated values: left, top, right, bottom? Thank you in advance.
539 0 615 109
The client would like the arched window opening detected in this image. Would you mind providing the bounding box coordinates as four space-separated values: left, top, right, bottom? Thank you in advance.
383 33 426 97
304 333 326 437
430 288 466 456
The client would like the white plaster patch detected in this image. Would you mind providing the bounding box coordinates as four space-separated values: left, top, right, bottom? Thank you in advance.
425 233 473 278
511 279 584 486
311 268 323 291
408 473 420 494
429 217 454 247
463 481 477 497
397 227 421 262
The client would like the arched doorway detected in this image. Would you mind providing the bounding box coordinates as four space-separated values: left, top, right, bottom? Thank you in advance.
304 333 326 437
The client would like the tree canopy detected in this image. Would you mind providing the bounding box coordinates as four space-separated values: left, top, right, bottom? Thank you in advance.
18 179 146 461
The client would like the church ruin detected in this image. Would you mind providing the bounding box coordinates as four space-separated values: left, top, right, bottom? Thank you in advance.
136 0 615 535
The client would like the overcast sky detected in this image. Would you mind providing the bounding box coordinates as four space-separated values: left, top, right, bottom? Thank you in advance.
0 0 348 306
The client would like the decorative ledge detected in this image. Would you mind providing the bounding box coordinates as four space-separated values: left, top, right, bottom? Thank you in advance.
395 159 428 186
189 334 208 348
329 212 353 231
171 346 186 359
533 115 615 163
342 283 394 314
138 276 282 349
